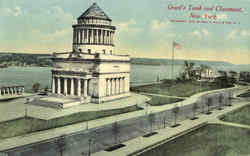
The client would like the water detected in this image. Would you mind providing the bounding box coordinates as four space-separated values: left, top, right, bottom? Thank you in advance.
0 64 249 92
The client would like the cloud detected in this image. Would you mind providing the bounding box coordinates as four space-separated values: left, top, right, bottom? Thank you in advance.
0 6 23 17
188 29 211 38
240 30 250 37
151 20 171 32
201 29 211 36
116 19 142 33
227 29 250 40
189 30 201 37
31 28 72 42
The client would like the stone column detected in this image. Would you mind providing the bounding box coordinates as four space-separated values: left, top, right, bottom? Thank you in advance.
93 29 97 44
83 29 86 43
112 78 116 95
76 29 79 44
87 29 90 43
80 30 83 44
22 87 24 94
116 78 119 94
103 30 106 44
0 89 1 96
52 76 56 94
96 29 99 44
78 79 81 96
118 78 121 94
111 31 113 45
100 29 103 44
123 77 126 92
71 78 74 96
108 31 110 45
121 77 124 93
58 77 61 94
107 79 110 96
84 79 88 97
106 79 109 96
91 29 94 44
64 78 67 95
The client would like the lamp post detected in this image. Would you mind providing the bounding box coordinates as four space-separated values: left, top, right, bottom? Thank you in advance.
88 139 92 156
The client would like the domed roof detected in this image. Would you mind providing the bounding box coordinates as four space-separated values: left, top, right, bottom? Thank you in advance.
78 3 111 21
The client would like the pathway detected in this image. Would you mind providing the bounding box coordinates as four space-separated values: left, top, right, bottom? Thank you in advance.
140 92 187 99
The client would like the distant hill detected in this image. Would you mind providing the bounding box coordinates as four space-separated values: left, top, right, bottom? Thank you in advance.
0 52 247 70
131 57 233 66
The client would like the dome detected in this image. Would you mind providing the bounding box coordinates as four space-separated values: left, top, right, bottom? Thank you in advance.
78 3 111 21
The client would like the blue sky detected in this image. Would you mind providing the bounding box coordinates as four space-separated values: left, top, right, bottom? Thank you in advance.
0 0 250 64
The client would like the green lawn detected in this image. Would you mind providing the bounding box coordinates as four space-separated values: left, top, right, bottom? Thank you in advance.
221 105 250 125
0 105 141 140
147 95 183 106
140 124 250 156
238 92 250 98
131 80 227 97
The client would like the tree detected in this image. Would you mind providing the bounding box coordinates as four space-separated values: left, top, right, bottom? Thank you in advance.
206 97 213 114
197 64 210 80
148 113 155 133
172 105 180 126
112 121 120 144
228 70 238 83
183 61 195 80
227 92 233 106
218 94 224 110
32 82 40 93
55 135 67 156
191 103 199 119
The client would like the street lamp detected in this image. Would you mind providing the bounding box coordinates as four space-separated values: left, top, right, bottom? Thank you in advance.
88 139 92 156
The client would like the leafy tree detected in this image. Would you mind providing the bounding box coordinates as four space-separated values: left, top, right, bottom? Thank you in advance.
112 121 120 144
229 71 238 83
227 92 233 106
183 61 195 80
191 103 199 119
172 105 180 126
148 113 156 133
218 94 224 110
32 82 41 93
206 97 213 114
55 135 67 156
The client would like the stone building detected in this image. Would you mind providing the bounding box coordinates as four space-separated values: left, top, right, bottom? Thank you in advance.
0 85 24 96
51 3 130 104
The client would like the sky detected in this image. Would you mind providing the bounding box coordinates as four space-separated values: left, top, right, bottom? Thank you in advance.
0 0 250 64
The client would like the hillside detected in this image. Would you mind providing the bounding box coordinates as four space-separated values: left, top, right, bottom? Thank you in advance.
0 52 243 68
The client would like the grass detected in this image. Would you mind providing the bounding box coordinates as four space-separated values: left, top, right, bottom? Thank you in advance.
221 105 250 125
237 92 250 98
147 95 183 106
131 80 227 97
140 124 250 156
0 105 141 140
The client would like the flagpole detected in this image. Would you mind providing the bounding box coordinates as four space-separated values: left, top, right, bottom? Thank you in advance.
172 42 175 81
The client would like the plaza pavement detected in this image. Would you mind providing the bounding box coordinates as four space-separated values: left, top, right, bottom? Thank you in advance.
0 85 248 152
0 93 149 121
0 93 32 101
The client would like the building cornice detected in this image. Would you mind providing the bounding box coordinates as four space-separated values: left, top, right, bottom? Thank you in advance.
72 24 116 30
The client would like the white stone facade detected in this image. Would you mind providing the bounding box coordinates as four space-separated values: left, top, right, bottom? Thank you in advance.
51 3 130 104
